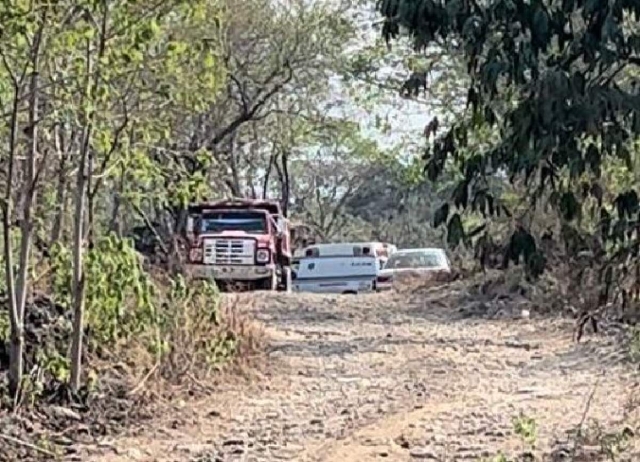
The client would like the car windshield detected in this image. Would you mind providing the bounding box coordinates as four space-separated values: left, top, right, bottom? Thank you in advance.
198 211 267 234
385 251 445 269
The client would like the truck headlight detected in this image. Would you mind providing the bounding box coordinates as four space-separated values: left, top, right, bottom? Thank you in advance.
256 249 270 263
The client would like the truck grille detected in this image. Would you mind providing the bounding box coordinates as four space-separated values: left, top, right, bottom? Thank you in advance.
203 238 255 265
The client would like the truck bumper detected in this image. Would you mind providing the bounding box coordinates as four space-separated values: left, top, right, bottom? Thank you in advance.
185 264 276 281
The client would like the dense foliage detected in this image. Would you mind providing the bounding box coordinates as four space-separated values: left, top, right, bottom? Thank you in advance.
379 1 640 308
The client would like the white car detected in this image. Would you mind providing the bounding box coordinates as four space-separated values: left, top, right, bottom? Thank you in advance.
375 248 451 291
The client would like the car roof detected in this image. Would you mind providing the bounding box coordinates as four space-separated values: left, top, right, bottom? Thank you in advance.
307 242 386 247
392 248 446 255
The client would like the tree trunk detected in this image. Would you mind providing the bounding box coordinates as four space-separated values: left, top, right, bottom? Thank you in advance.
70 130 89 390
70 149 88 390
281 149 290 217
70 4 110 389
50 127 69 245
15 38 41 336
262 150 276 199
109 164 125 235
70 37 94 391
3 83 21 398
3 213 21 400
4 14 46 399
228 133 241 197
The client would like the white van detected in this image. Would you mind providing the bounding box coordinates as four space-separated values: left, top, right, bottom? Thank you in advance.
295 242 396 260
293 255 381 294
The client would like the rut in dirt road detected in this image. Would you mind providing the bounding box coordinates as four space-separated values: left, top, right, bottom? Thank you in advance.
83 284 639 462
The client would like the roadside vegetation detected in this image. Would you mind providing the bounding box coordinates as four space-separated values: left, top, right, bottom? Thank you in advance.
380 0 640 323
1 0 640 460
0 0 441 458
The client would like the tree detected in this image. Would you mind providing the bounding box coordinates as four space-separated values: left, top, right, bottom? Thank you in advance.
147 0 355 217
379 1 640 287
0 0 51 399
0 0 227 397
286 127 377 240
58 0 226 390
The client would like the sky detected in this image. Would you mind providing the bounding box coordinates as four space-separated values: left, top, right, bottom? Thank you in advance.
253 0 463 196
267 0 467 203
325 2 435 152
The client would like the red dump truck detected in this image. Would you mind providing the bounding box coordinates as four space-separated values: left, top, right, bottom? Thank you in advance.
184 198 292 291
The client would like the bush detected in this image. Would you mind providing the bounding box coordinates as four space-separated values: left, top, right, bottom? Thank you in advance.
1 235 258 405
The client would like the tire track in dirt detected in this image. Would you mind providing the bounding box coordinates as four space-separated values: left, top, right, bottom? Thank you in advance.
77 288 639 462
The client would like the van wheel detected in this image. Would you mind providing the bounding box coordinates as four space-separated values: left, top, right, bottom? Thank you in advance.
341 290 357 295
279 267 292 293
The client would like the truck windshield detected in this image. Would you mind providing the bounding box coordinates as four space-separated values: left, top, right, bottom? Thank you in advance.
199 211 267 234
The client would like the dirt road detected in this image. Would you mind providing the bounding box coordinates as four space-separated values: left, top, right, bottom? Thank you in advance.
79 284 639 462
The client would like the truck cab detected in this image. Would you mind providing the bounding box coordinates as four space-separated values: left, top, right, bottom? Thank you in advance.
184 199 292 291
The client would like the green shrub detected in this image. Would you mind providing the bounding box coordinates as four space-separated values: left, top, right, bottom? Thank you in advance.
2 233 251 402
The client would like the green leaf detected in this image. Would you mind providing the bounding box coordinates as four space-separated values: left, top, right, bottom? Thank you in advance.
446 213 464 248
585 143 600 175
467 223 486 239
559 192 579 221
508 227 537 265
452 180 469 209
433 203 449 227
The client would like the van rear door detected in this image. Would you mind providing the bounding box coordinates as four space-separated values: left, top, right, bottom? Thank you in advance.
294 256 379 294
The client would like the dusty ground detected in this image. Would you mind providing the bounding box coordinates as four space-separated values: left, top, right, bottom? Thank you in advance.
73 283 640 462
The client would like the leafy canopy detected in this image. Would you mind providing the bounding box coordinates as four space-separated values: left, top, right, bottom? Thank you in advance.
378 0 640 278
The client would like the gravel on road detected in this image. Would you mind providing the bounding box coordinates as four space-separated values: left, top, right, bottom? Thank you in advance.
77 286 640 462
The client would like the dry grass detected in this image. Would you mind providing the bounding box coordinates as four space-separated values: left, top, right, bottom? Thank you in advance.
0 269 266 461
391 270 457 294
98 273 266 400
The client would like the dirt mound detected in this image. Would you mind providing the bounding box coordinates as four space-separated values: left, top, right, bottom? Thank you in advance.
0 389 154 461
395 268 567 318
454 269 565 319
0 294 71 375
0 293 97 405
